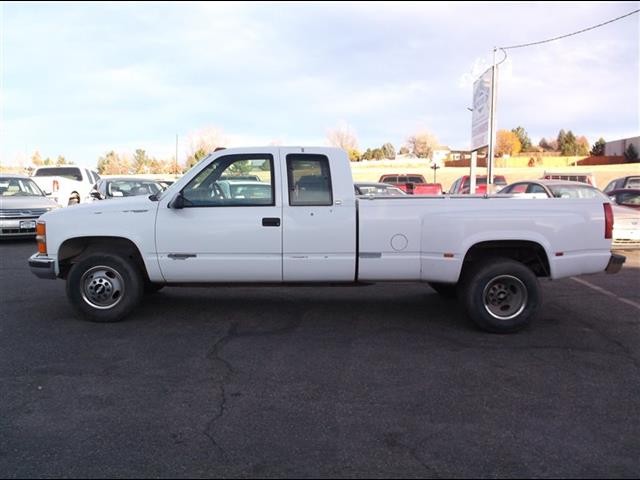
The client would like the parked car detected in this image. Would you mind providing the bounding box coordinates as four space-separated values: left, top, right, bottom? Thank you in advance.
90 178 163 200
542 171 595 186
32 166 100 206
216 180 272 202
354 182 406 196
378 174 442 195
29 146 623 333
0 175 59 237
603 176 640 193
219 174 261 181
448 175 507 194
499 180 640 249
607 189 640 210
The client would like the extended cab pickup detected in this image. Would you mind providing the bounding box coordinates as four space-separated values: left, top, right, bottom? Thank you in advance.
29 147 625 333
32 166 100 206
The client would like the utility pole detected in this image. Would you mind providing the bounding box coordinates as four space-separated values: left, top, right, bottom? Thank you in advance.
175 134 178 175
486 46 498 189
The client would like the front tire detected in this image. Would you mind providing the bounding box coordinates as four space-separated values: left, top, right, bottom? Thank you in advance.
461 258 541 333
66 253 144 322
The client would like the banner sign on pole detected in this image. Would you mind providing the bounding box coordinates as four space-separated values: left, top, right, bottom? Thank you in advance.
471 67 492 151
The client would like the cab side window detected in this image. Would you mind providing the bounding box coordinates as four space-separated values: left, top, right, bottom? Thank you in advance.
181 154 274 207
286 154 333 206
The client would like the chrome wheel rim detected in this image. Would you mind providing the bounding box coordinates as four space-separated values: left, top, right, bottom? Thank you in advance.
482 275 528 320
80 266 125 309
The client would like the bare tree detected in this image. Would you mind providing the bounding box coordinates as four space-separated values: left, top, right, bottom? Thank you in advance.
406 131 439 159
186 127 227 169
327 122 359 151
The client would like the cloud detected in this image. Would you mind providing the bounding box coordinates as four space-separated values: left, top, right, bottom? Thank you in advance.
2 2 638 166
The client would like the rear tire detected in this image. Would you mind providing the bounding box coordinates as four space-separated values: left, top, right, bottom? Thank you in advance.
428 282 458 299
66 253 143 322
461 258 540 333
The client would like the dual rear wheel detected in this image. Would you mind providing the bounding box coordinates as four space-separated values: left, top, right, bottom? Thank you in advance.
430 258 541 333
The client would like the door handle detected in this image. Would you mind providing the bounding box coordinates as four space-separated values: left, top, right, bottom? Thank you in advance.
262 217 281 227
168 253 197 260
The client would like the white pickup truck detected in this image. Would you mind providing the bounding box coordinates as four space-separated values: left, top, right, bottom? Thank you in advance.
32 166 100 206
29 147 625 333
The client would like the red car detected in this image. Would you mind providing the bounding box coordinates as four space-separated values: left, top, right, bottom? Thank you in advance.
378 174 442 195
448 175 507 194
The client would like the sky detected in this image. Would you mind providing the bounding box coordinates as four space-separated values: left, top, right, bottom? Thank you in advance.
1 1 639 168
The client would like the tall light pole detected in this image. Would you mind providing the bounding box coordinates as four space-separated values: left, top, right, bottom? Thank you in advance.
486 46 498 187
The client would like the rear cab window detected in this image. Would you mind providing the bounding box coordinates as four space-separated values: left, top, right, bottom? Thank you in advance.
34 167 83 181
286 154 333 206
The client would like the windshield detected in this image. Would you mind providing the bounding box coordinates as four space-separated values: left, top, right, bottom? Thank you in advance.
547 184 608 200
34 167 82 181
0 177 45 197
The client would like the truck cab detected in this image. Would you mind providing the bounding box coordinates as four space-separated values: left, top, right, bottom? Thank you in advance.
156 147 356 282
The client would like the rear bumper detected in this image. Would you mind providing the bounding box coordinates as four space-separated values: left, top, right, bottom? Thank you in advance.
605 253 626 274
29 253 57 279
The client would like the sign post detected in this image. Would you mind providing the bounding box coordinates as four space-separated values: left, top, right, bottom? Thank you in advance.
470 50 498 192
430 163 441 183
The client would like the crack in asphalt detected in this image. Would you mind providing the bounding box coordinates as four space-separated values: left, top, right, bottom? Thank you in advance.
551 302 640 371
203 315 302 457
384 432 441 477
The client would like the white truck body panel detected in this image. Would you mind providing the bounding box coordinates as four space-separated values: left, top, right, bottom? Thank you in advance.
357 196 610 282
35 147 613 287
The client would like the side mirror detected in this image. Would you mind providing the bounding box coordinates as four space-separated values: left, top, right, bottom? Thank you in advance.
90 189 103 200
169 192 185 209
43 190 52 196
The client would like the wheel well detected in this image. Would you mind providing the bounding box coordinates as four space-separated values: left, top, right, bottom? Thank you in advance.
462 240 550 278
58 236 148 280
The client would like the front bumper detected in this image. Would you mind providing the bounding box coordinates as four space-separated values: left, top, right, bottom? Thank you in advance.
0 218 38 237
29 253 57 279
605 253 626 274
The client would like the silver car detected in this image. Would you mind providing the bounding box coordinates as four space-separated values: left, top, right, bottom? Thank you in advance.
0 175 60 237
499 179 640 249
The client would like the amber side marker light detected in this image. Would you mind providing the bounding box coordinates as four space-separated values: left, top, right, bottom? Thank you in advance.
36 221 47 254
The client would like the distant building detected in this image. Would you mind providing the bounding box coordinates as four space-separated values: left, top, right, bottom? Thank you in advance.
447 149 487 161
604 136 640 156
432 146 451 164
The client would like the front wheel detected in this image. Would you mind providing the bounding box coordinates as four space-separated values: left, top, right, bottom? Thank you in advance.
66 253 144 322
461 258 541 333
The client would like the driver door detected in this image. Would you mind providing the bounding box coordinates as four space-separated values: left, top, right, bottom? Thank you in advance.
155 150 283 282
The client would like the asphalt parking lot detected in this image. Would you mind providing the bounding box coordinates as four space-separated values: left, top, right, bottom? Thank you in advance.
1 239 639 478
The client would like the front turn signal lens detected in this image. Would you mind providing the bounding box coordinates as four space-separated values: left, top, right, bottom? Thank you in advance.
36 221 47 254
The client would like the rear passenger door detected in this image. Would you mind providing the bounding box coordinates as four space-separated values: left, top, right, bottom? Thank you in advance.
280 149 355 282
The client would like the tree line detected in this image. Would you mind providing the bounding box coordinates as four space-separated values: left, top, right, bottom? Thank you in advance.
26 124 637 176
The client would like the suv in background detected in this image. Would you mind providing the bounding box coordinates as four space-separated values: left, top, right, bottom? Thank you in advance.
603 175 640 193
32 166 100 206
542 171 595 186
448 175 507 194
